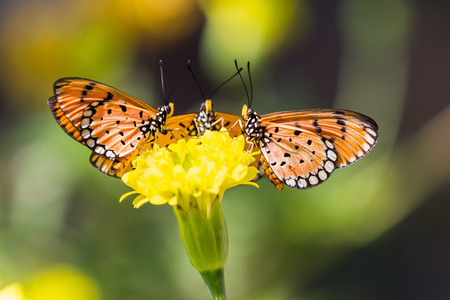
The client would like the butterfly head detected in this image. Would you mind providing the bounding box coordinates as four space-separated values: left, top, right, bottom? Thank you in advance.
241 104 255 121
160 102 174 118
200 100 214 113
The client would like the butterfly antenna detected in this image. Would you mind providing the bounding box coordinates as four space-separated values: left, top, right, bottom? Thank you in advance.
187 62 206 100
165 60 191 103
247 61 253 107
159 60 167 102
208 66 243 99
235 59 250 106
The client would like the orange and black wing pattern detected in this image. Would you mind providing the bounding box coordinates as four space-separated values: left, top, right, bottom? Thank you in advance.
48 77 173 177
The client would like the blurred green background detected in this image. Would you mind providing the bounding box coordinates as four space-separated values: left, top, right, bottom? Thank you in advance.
1 0 449 299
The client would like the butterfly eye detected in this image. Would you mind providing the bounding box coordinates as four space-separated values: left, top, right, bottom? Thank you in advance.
247 107 253 116
200 102 206 110
167 103 174 114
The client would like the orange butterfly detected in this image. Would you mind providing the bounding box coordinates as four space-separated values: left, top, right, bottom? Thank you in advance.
237 62 379 190
48 77 174 177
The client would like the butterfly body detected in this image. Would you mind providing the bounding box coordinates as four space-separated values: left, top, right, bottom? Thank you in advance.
241 105 378 190
194 100 222 135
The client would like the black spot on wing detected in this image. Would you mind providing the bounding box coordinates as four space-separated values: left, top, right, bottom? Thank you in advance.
104 92 113 101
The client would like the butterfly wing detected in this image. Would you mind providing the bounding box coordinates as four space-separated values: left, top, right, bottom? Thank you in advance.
262 109 378 168
154 113 198 148
90 153 134 178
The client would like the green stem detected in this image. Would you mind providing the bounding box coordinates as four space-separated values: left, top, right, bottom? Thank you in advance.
200 268 227 300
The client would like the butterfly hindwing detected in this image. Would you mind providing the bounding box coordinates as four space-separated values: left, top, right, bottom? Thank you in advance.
90 152 135 178
259 122 338 189
155 113 198 148
81 100 156 159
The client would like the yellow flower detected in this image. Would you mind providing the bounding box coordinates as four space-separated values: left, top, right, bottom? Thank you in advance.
121 129 258 209
120 129 258 299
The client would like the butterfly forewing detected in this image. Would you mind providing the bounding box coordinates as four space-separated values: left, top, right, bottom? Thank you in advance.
49 78 159 143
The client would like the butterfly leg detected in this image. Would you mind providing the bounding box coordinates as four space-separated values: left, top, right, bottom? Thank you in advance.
192 118 204 136
229 119 244 132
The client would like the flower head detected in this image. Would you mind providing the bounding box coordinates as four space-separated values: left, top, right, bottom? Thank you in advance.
120 129 258 210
